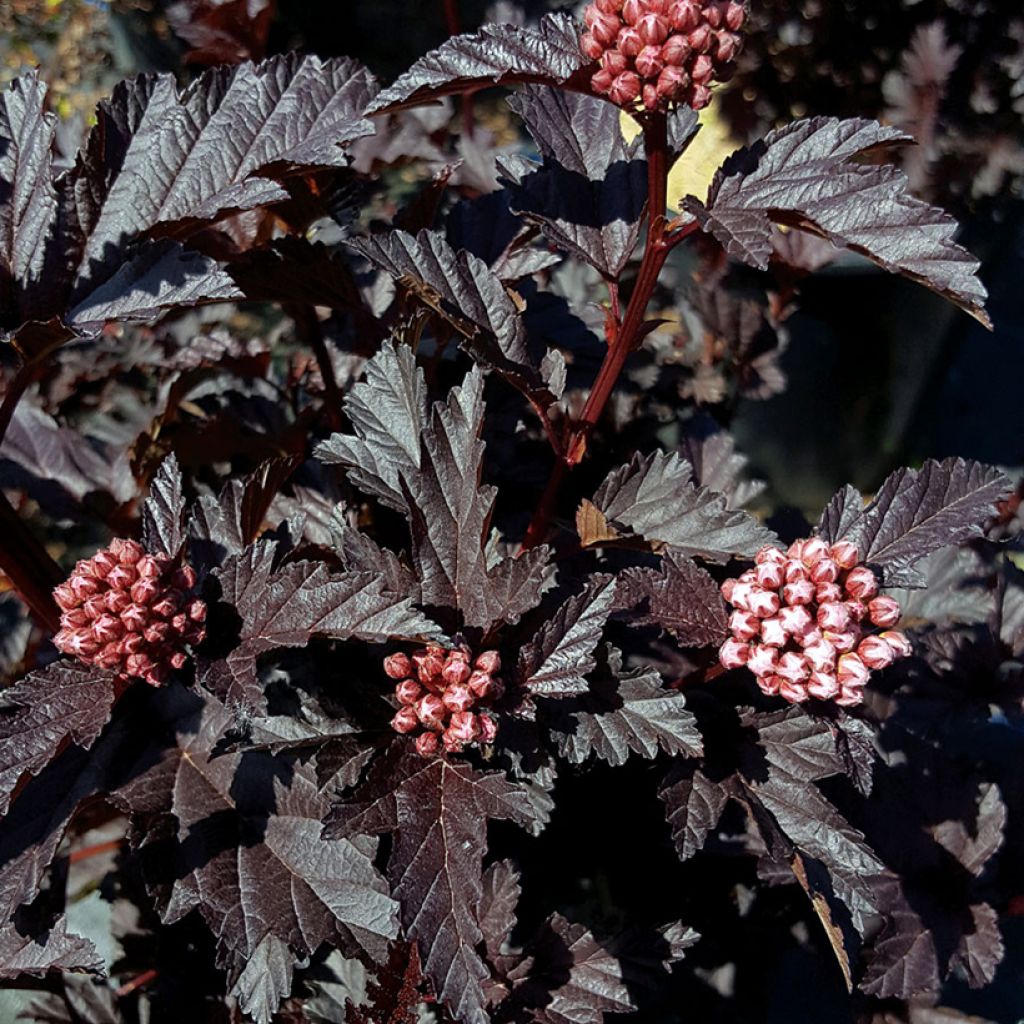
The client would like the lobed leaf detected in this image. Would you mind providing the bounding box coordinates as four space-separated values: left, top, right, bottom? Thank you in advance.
325 746 544 1024
684 117 990 326
590 451 776 562
366 14 587 116
0 918 102 980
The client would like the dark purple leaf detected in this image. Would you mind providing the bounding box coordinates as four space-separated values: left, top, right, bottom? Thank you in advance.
204 540 441 708
0 918 101 979
548 647 702 766
479 860 522 970
816 484 867 544
0 73 61 336
324 746 543 1024
679 425 766 510
0 661 119 816
860 908 941 999
316 338 427 512
949 903 1004 989
141 453 186 560
366 14 587 116
517 575 616 698
614 549 728 645
501 86 647 279
684 117 990 326
659 763 730 861
846 459 1011 585
114 690 398 1023
591 451 776 562
508 914 696 1024
348 230 555 407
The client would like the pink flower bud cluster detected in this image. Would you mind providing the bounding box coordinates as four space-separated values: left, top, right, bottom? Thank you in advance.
384 645 502 757
53 539 207 687
581 0 745 112
718 539 912 707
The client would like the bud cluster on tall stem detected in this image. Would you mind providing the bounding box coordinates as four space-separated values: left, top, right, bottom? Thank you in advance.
523 111 695 550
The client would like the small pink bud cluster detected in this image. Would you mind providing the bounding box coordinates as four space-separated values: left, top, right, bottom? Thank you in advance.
581 0 745 112
385 645 502 757
718 539 911 707
53 539 207 687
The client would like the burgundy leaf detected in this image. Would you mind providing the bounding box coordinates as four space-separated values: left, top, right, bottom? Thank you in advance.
548 647 702 766
614 549 728 645
592 451 776 562
949 902 1004 989
659 763 730 861
679 426 766 510
204 540 441 708
502 86 647 279
141 454 187 560
316 338 427 513
366 14 587 116
114 690 398 1023
0 918 101 980
683 117 990 326
846 458 1011 585
816 483 867 545
0 661 119 816
517 575 617 698
324 746 543 1024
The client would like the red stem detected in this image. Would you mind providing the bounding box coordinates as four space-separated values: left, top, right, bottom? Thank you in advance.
115 968 158 999
522 112 672 548
70 838 126 865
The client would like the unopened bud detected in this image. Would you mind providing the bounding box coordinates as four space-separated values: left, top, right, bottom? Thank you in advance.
395 679 423 705
844 566 879 601
783 579 815 606
809 558 840 585
829 541 860 570
609 70 642 105
779 604 813 636
747 644 778 676
755 562 785 590
392 706 420 734
442 685 475 714
719 638 750 670
858 635 895 671
747 588 781 618
415 732 440 757
636 44 665 78
661 34 692 65
881 631 913 659
776 651 810 684
582 31 605 60
814 582 842 604
416 694 447 731
760 617 787 647
668 0 700 31
442 658 472 687
817 602 851 632
729 609 760 641
475 651 501 675
837 652 870 687
723 0 745 31
478 714 498 744
807 671 839 700
868 596 901 629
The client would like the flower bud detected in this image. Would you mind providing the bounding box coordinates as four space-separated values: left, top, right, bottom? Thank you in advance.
824 629 859 654
779 604 813 636
636 44 665 78
807 671 840 700
609 71 642 105
728 581 754 611
617 27 644 56
747 588 781 618
729 610 760 642
644 83 661 110
170 651 187 670
600 48 630 74
829 541 860 570
837 652 870 688
661 34 692 66
442 685 475 714
669 0 700 31
110 538 144 565
622 0 643 25
150 596 179 620
591 11 622 46
747 644 778 677
385 652 414 679
779 678 811 703
723 1 745 31
104 590 131 614
597 0 624 12
809 558 840 585
715 30 740 62
582 32 605 60
858 635 895 671
794 626 824 649
121 604 148 633
817 602 851 632
881 631 913 659
814 582 842 604
689 84 713 109
396 679 423 705
755 562 785 591
478 714 498 744
415 731 440 757
783 579 815 606
591 67 616 93
637 12 669 44
136 555 163 580
760 617 787 647
415 652 446 687
844 566 879 600
691 53 715 84
756 674 782 696
844 599 868 623
688 24 712 52
443 731 465 754
719 638 750 670
392 706 420 734
70 574 101 601
704 2 723 27
448 711 481 744
804 638 837 673
470 674 504 701
784 560 808 584
442 658 472 688
475 650 501 675
835 685 865 708
143 623 171 645
416 694 447 731
777 651 810 683
753 545 781 565
868 596 901 629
